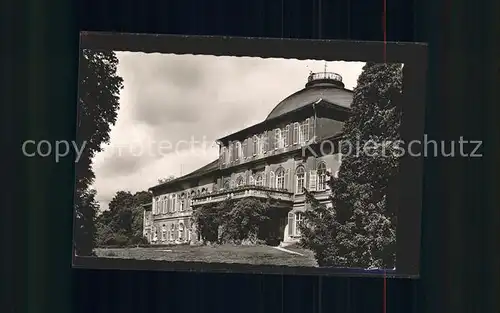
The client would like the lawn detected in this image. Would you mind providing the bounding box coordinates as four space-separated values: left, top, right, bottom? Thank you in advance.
94 244 318 267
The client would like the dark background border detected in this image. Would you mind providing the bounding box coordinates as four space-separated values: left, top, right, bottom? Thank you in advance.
5 0 499 313
75 33 426 278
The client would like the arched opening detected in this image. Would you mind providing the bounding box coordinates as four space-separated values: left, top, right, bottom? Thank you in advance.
178 223 184 241
255 174 263 186
317 162 327 191
179 193 185 211
295 166 305 193
276 167 285 189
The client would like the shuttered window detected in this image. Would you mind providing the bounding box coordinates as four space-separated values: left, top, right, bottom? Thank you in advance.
293 123 300 144
309 170 317 191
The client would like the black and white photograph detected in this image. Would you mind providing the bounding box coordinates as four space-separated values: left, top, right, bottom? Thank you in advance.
73 34 426 277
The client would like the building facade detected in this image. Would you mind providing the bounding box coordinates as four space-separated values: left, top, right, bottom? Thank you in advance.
143 71 353 246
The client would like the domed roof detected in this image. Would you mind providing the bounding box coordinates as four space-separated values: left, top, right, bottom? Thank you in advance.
266 72 353 120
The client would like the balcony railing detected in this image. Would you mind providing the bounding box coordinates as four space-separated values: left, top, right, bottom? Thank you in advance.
191 185 293 207
308 72 342 82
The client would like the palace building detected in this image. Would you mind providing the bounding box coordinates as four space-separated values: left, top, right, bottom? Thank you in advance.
142 71 353 246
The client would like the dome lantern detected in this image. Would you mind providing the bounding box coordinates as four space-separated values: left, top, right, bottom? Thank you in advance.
305 71 345 89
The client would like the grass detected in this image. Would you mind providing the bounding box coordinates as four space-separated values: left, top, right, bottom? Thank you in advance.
95 244 318 267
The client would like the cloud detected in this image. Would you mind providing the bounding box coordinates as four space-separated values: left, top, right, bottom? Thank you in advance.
89 51 365 210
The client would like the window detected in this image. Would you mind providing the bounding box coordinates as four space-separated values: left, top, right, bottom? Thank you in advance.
299 119 310 144
179 193 185 211
221 147 227 164
223 180 230 190
172 194 177 212
228 143 233 162
170 224 175 241
269 171 275 188
295 166 305 194
259 134 266 155
179 223 184 241
275 129 283 149
293 123 300 144
253 136 258 156
276 167 285 189
255 174 263 186
152 226 158 241
249 175 255 185
242 139 248 159
161 225 166 241
317 162 327 191
236 176 244 187
235 141 242 160
295 212 304 236
161 196 167 214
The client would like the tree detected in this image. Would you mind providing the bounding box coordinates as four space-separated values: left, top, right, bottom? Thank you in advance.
130 191 152 241
191 200 231 243
298 189 343 266
158 176 176 184
220 198 269 243
95 190 152 246
74 189 99 256
301 63 403 268
74 49 123 255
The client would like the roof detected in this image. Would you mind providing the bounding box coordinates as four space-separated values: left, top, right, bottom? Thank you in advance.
266 73 353 120
149 159 219 191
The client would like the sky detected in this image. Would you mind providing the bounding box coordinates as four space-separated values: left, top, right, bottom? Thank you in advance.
90 52 365 211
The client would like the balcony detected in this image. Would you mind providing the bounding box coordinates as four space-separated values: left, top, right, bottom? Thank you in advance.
191 185 294 207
